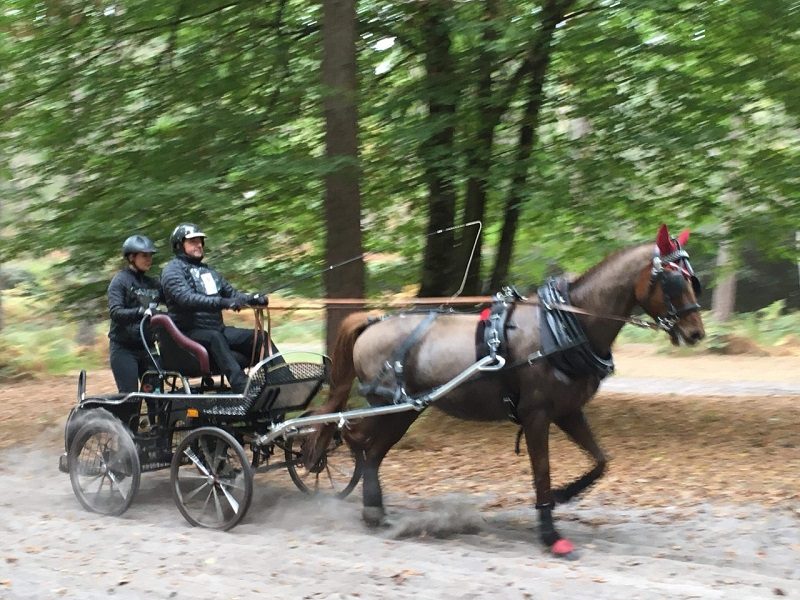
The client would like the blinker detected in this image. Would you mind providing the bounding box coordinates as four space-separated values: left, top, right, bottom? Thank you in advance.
690 275 702 298
661 270 686 298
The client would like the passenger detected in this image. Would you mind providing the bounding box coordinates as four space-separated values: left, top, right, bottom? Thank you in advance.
160 223 274 394
107 235 162 393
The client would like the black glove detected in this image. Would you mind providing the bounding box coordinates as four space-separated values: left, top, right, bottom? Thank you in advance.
249 293 268 306
221 297 243 312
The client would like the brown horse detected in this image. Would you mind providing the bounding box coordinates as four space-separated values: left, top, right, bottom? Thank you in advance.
307 224 705 557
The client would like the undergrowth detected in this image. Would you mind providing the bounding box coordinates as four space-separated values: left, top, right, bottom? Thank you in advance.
2 279 798 380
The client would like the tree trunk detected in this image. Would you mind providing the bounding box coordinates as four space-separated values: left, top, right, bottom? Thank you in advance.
460 0 500 295
490 0 574 290
322 0 364 354
0 194 4 332
0 273 4 333
75 319 97 347
711 240 736 322
418 2 459 297
796 230 800 297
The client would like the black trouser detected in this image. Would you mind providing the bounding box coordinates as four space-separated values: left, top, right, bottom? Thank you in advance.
109 340 158 428
188 326 280 393
109 340 156 393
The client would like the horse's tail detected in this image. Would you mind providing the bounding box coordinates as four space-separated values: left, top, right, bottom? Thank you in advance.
302 311 376 469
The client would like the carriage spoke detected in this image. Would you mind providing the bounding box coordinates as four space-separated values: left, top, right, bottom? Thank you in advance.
78 470 104 486
105 453 132 475
200 485 214 515
69 419 141 517
183 480 212 502
285 433 362 499
211 444 227 477
105 470 132 500
93 473 108 495
200 438 215 473
217 477 246 492
212 486 224 522
218 483 240 514
324 464 337 489
172 428 253 530
183 447 212 478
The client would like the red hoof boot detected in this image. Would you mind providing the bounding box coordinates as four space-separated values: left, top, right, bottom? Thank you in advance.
551 538 575 558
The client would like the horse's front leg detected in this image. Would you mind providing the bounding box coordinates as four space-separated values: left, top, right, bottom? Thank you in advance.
522 408 575 557
553 409 608 504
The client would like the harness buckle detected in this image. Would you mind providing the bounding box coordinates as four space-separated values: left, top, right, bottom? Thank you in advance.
526 350 543 365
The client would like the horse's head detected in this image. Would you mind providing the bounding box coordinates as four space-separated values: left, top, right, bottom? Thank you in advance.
635 224 705 346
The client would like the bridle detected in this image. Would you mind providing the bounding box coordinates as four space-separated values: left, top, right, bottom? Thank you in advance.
531 242 702 337
641 245 702 336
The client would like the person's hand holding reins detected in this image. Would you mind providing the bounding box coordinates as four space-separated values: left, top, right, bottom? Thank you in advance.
249 294 268 307
221 297 243 312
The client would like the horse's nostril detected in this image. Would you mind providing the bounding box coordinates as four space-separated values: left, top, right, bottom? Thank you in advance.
690 330 705 341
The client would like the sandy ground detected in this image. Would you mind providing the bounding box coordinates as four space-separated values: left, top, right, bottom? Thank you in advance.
1 345 799 599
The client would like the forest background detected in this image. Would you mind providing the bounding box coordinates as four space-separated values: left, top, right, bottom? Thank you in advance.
1 0 799 376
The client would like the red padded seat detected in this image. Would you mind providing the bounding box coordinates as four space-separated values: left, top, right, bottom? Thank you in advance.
150 314 211 376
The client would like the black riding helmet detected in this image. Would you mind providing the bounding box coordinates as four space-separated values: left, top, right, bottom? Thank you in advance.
122 234 157 258
170 223 206 254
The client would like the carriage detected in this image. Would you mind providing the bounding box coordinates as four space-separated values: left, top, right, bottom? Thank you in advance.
58 311 364 530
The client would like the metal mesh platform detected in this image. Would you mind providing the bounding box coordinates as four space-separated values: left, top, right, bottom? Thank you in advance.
201 361 328 418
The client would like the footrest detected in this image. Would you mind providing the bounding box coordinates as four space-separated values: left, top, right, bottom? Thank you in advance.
197 395 255 417
247 359 329 414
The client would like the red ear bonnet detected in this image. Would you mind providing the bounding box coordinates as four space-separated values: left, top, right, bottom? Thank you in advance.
677 229 690 247
655 224 676 256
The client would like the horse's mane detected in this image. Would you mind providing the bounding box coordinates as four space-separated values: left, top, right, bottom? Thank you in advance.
570 242 652 289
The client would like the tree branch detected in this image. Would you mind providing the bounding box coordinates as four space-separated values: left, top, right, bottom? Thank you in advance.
151 0 189 73
562 5 608 22
121 1 247 37
7 40 120 115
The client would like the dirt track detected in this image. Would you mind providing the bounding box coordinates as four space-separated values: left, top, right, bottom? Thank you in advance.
1 346 799 599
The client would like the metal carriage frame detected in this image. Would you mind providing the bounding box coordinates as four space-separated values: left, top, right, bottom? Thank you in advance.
59 349 364 530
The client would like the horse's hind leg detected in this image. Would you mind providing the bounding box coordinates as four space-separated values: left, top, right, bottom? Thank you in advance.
347 409 419 527
552 409 607 504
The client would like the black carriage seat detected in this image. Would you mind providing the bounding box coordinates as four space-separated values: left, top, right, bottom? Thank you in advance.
149 314 249 382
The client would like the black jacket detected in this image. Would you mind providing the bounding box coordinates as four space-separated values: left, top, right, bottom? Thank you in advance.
161 255 251 332
107 268 163 348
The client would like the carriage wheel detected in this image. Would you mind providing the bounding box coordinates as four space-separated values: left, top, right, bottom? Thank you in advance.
170 427 253 530
68 417 141 517
284 430 363 499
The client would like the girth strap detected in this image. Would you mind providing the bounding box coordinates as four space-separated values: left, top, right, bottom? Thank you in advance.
358 311 438 403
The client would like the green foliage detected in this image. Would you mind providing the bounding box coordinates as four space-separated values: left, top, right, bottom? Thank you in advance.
1 0 798 306
0 286 107 378
722 300 800 346
618 301 800 356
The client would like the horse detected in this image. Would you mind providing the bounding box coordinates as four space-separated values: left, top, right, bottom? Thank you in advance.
305 224 705 557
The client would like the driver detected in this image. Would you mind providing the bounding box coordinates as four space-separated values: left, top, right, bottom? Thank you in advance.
160 223 272 394
107 234 163 393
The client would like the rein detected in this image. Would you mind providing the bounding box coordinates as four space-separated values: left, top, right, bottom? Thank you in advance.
532 301 662 332
249 307 272 369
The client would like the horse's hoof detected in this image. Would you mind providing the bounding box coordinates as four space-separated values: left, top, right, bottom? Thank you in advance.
362 506 386 528
551 538 577 559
